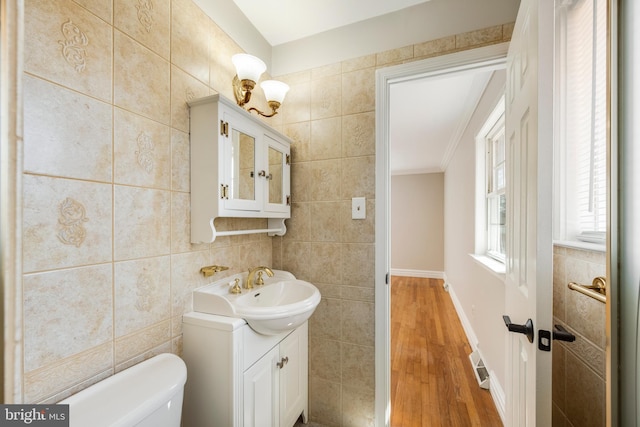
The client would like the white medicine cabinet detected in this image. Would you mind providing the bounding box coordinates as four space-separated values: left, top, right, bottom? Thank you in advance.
189 94 291 243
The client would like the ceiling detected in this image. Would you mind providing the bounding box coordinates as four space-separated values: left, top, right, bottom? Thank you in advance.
389 70 494 174
197 0 515 174
232 0 432 46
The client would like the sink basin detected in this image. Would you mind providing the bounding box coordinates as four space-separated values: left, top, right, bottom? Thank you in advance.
192 270 321 335
234 280 320 334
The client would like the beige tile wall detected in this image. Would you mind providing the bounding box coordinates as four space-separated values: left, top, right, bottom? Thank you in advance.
272 24 514 427
20 0 274 403
552 245 606 427
19 0 515 421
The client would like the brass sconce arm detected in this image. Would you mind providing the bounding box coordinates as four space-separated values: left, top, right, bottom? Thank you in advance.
248 101 281 118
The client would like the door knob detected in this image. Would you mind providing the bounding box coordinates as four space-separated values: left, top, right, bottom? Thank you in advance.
552 324 576 342
503 315 534 343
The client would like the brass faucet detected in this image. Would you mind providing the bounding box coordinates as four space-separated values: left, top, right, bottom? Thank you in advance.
246 266 274 289
200 265 229 277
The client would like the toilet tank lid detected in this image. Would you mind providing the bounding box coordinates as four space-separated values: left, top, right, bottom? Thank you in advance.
60 353 187 427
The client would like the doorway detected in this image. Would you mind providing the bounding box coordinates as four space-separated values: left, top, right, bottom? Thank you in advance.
386 57 506 425
374 43 510 426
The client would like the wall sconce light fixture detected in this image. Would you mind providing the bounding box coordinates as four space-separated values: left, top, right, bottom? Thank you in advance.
232 53 289 118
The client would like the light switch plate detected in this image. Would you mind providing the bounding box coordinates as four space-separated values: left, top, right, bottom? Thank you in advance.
352 197 366 219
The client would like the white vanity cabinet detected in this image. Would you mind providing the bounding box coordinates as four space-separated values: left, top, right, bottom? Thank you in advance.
182 312 308 427
189 94 291 243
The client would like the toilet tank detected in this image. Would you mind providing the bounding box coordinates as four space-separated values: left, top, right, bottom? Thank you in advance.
60 353 187 427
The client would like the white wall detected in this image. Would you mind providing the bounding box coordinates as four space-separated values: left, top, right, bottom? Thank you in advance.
444 70 508 395
272 0 521 75
391 173 444 274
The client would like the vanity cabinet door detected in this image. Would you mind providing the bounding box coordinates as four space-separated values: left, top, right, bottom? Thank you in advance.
279 324 308 427
243 346 280 427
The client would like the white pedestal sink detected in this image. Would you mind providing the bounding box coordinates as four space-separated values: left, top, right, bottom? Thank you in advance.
192 270 321 335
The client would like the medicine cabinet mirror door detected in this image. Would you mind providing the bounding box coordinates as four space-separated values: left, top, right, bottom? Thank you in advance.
264 135 290 214
224 113 262 212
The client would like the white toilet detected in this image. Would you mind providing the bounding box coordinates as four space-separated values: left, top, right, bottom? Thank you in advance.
60 353 187 427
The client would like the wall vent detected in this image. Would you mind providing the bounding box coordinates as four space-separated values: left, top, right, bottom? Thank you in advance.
469 350 490 389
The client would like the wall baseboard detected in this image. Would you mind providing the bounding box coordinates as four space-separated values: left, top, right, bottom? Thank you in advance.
446 282 479 347
390 269 444 279
490 374 506 425
446 281 506 424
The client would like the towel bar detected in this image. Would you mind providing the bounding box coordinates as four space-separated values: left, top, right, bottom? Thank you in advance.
568 276 606 303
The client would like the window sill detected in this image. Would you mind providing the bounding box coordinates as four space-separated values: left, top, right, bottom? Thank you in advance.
470 254 506 281
553 240 606 253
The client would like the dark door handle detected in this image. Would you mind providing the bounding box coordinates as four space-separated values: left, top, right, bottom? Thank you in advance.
553 325 576 342
503 315 534 343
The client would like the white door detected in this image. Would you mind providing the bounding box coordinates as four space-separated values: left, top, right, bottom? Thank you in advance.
503 0 554 425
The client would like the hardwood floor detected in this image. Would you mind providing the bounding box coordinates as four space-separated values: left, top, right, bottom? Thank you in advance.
391 276 503 427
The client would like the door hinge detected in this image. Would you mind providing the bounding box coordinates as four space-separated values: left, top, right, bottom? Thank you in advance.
386 272 390 285
286 154 291 165
220 120 229 137
286 195 291 206
220 184 229 199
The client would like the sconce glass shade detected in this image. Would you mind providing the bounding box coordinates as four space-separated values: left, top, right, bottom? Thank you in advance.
260 80 290 103
232 53 266 83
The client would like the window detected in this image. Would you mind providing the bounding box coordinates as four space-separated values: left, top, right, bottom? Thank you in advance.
485 116 506 262
555 0 608 246
475 96 506 267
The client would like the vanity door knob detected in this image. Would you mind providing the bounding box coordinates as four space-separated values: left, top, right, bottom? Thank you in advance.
277 357 289 369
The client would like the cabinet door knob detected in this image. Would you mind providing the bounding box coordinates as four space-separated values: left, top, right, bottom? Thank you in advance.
277 356 289 369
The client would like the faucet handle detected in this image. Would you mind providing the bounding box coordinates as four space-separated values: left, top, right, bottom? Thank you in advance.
256 271 265 286
229 278 242 294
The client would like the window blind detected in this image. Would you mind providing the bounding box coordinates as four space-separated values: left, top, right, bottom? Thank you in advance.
564 0 607 242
